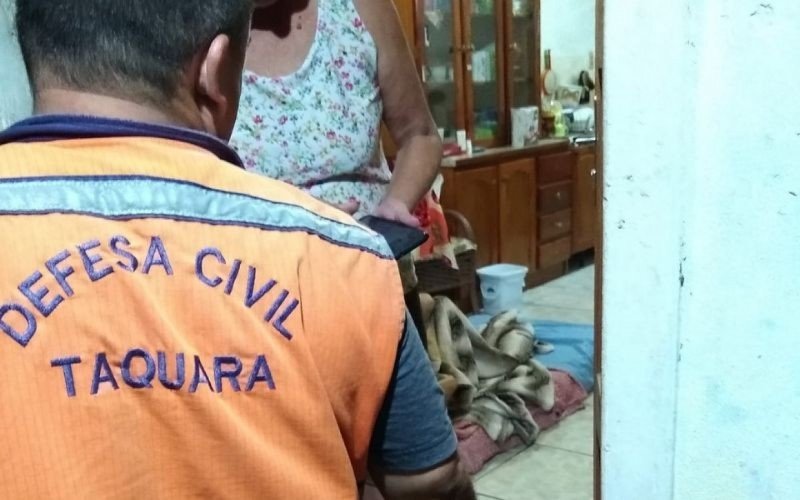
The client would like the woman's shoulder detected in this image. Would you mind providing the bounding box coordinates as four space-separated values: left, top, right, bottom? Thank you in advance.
346 0 409 59
322 0 375 39
348 0 395 34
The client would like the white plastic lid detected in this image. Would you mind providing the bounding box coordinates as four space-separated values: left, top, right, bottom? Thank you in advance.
477 263 529 279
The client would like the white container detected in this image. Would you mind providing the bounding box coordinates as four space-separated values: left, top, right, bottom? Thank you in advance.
456 129 468 151
477 264 529 315
511 106 539 147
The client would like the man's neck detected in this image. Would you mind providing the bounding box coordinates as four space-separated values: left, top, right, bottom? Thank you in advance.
34 89 204 131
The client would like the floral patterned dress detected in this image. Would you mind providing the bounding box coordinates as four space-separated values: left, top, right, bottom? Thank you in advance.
230 0 391 219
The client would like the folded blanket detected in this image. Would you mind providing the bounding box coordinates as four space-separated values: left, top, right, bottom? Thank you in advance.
421 295 555 445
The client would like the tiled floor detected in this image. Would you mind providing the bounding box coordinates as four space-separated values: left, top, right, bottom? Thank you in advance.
474 265 596 500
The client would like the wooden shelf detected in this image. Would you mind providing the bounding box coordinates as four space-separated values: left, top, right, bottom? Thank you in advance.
441 139 569 169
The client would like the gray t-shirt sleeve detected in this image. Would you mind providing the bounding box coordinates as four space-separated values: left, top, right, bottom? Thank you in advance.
368 313 458 472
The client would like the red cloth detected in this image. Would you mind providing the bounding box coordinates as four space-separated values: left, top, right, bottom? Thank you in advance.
386 156 454 265
412 191 454 264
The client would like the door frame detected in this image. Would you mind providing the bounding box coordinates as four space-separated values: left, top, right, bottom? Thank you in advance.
594 0 604 498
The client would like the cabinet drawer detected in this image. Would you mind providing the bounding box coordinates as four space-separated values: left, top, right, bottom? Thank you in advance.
539 210 572 242
538 237 572 268
538 181 573 214
537 152 573 185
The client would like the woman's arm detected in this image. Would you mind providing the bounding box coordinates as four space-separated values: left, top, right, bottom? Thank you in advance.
356 0 443 227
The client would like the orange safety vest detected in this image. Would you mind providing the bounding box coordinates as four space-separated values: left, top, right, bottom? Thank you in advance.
0 125 404 499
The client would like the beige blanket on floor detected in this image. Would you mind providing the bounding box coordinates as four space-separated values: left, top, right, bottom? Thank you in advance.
421 295 555 445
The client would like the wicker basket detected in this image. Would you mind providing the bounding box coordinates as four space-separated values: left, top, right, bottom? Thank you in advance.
416 210 479 313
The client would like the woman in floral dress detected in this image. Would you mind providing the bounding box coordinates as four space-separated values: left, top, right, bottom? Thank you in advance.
232 0 442 332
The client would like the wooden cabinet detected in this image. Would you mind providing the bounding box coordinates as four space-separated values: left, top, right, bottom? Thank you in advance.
538 181 572 213
536 151 573 268
539 237 572 268
441 165 499 267
539 209 571 242
499 158 536 267
416 0 540 147
537 151 573 184
440 141 568 275
439 141 600 287
572 148 598 253
505 0 541 111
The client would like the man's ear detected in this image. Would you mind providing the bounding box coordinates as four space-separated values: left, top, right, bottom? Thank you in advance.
196 34 244 139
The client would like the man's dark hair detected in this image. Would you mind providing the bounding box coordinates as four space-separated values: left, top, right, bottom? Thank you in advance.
16 0 253 104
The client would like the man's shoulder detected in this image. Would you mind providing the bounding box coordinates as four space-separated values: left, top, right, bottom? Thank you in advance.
216 165 351 225
0 136 394 263
205 163 394 261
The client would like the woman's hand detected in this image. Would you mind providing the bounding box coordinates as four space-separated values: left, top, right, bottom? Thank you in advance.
317 197 420 228
374 198 421 228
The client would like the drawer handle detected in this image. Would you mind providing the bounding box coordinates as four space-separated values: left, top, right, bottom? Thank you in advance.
555 222 564 229
556 192 563 200
590 168 598 177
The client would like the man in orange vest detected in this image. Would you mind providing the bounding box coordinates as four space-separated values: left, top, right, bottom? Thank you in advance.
0 1 474 498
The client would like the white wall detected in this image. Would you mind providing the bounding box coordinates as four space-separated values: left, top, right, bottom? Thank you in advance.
540 0 595 85
602 1 800 499
0 0 31 126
